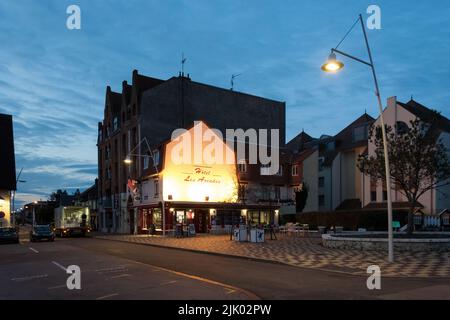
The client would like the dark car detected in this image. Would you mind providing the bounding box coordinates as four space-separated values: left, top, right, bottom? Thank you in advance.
30 225 55 242
0 227 19 244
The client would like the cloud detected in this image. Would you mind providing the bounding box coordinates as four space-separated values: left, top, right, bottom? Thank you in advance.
1 0 449 206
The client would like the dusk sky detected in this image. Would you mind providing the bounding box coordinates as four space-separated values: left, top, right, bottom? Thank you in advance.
1 0 449 206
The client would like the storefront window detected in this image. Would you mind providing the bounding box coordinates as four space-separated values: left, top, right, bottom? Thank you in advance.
248 210 260 225
260 211 270 225
176 210 185 224
153 208 162 230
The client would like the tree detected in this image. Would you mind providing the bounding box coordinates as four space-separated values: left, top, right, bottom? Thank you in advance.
295 183 308 213
358 113 450 234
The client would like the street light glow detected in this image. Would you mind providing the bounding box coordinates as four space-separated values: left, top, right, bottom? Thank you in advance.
124 156 132 164
321 52 344 72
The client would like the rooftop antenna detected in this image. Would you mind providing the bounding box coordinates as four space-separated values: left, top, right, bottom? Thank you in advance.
230 73 242 91
181 52 187 76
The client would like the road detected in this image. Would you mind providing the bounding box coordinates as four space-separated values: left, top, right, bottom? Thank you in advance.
1 234 450 300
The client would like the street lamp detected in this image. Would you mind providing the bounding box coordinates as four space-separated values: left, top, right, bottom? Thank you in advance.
124 137 166 236
321 14 394 263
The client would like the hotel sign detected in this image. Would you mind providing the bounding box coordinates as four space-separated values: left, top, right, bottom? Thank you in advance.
163 122 238 203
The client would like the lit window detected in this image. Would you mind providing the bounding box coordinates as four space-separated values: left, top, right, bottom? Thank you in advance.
292 165 298 176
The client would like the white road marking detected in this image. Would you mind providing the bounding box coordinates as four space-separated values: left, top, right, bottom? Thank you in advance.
95 293 119 300
29 247 39 253
52 261 67 272
95 265 128 273
160 280 177 286
11 274 48 282
47 284 67 290
109 273 131 279
225 288 236 295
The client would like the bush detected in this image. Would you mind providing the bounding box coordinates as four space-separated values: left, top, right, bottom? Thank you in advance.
295 210 408 231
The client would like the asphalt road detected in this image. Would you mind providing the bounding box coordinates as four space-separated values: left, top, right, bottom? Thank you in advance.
1 234 450 299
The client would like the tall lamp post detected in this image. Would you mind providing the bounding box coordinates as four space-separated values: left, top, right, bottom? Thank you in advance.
124 137 166 236
12 168 26 227
321 14 394 262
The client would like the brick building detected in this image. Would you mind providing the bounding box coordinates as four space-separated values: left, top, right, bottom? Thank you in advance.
97 70 287 234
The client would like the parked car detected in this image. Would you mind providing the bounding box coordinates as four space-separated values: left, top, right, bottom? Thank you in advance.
0 227 19 244
30 225 55 242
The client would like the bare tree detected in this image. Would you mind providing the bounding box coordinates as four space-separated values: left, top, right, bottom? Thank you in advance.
358 114 450 234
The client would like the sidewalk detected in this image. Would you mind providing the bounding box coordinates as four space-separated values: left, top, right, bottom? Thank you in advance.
95 233 450 278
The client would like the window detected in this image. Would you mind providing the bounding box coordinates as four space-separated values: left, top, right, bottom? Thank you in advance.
98 128 103 142
318 157 325 172
274 186 281 200
352 125 368 142
291 165 298 176
143 156 149 169
319 195 325 206
319 177 325 188
382 191 388 202
152 150 160 166
326 141 335 151
154 180 159 197
238 184 246 200
260 164 271 176
276 165 283 176
371 191 377 202
238 160 247 173
396 121 409 135
113 117 118 131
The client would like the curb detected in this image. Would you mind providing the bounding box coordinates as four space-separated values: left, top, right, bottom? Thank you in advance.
93 236 450 280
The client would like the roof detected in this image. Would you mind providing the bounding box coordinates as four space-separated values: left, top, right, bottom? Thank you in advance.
286 131 316 152
132 70 164 102
322 113 374 166
0 114 16 190
364 201 424 210
397 99 450 133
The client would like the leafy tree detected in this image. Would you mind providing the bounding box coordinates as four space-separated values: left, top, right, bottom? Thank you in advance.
358 114 450 234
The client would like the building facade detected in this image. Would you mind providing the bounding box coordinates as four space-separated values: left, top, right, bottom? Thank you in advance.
97 70 286 234
363 97 450 214
0 113 16 227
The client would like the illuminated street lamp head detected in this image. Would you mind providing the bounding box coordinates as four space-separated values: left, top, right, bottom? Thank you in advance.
321 52 344 72
124 156 132 165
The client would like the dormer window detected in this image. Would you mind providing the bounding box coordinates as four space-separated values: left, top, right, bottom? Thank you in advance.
352 125 368 142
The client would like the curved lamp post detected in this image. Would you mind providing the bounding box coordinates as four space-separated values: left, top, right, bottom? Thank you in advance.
124 137 166 236
321 14 394 263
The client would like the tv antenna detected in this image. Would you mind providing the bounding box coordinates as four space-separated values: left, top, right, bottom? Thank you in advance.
181 52 187 75
230 73 242 91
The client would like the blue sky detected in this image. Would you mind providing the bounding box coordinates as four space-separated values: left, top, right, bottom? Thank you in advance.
0 0 449 206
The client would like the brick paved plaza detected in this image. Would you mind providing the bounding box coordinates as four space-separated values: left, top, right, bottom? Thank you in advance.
95 233 450 278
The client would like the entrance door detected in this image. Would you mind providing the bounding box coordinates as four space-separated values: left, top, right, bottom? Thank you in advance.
195 209 209 233
129 210 135 234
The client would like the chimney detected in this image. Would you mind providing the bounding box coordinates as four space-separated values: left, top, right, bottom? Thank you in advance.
387 96 397 110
